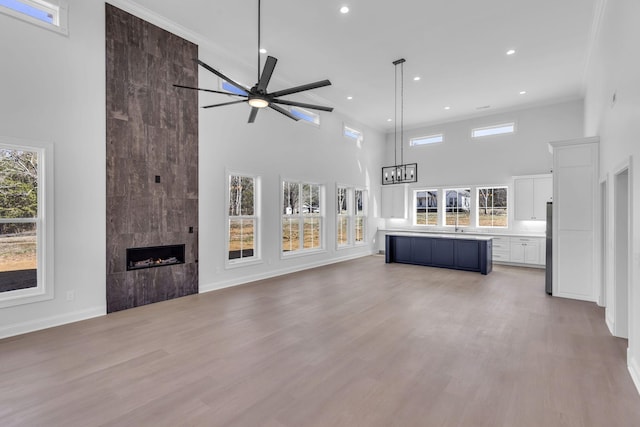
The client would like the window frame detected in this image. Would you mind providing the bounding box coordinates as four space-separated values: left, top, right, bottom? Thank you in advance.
336 184 351 248
343 124 363 144
353 187 367 245
476 186 508 229
0 137 54 308
410 133 444 147
281 179 325 258
225 172 261 268
471 122 516 139
291 107 320 127
443 188 472 228
0 0 68 35
413 189 439 226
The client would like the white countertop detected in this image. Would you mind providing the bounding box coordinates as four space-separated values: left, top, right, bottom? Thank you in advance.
379 228 545 239
385 232 494 241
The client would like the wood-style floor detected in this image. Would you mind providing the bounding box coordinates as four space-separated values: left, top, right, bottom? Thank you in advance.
1 256 639 426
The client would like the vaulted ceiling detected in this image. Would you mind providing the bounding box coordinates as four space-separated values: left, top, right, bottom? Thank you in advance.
130 0 598 131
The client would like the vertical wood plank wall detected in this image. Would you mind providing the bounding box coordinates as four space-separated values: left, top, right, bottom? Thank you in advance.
105 4 199 313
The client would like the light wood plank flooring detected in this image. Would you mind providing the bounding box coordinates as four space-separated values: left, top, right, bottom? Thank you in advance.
1 256 639 426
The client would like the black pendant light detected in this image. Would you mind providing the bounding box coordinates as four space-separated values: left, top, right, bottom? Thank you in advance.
382 58 417 185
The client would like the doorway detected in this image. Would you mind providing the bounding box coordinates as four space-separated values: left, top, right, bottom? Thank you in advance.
613 167 629 338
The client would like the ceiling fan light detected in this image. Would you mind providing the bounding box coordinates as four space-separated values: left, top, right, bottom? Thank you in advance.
248 97 269 108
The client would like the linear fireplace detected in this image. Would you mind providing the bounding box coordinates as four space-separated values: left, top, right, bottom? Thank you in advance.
126 244 185 271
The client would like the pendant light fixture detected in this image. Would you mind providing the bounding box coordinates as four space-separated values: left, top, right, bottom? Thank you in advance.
382 58 417 185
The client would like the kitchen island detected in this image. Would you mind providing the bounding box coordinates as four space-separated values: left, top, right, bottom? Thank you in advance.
385 233 493 274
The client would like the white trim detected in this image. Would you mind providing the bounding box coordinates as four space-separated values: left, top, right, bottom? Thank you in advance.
413 188 439 226
0 0 68 36
0 136 54 308
0 306 105 339
475 185 509 229
471 122 516 139
224 171 261 268
628 352 640 396
410 133 444 146
280 179 326 257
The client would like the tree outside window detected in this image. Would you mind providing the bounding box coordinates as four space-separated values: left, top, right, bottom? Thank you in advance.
228 174 257 262
477 187 508 227
354 189 366 243
444 188 471 227
282 181 323 253
415 190 438 226
0 147 38 293
337 186 349 246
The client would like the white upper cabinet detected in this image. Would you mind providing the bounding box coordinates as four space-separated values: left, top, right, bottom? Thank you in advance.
381 185 408 219
514 174 552 220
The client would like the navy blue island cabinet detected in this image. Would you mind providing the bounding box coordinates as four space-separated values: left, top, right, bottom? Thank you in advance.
385 234 493 275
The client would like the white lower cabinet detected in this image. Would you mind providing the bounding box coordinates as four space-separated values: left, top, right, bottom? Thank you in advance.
491 236 510 262
491 236 544 267
510 237 540 265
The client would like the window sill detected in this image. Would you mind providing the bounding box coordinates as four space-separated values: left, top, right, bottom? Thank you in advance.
281 248 327 260
225 257 263 270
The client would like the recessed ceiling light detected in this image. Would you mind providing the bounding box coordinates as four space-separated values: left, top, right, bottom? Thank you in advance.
347 96 353 100
259 48 267 54
506 49 516 55
413 76 421 81
340 6 349 14
444 106 451 110
387 118 392 122
519 90 527 95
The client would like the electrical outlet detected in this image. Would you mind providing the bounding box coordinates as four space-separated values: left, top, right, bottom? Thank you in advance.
66 290 75 301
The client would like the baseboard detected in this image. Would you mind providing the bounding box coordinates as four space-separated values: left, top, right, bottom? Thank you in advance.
200 251 373 294
0 306 106 340
628 351 640 396
606 315 615 336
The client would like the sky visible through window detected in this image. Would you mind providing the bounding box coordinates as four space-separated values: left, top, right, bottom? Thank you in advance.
0 0 54 24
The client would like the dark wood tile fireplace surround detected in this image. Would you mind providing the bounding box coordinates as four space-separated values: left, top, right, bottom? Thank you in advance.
105 4 199 313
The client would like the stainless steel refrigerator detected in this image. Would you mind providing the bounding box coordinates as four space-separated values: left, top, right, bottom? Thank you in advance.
545 201 552 295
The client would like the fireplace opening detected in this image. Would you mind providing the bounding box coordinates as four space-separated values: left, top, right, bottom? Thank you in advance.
126 244 185 271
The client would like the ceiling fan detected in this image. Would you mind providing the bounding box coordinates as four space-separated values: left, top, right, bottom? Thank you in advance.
174 0 334 123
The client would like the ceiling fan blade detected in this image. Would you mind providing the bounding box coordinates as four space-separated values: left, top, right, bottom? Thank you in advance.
271 99 334 112
269 104 300 121
202 100 248 109
248 107 259 123
269 79 332 98
194 59 251 94
257 56 277 92
173 84 247 97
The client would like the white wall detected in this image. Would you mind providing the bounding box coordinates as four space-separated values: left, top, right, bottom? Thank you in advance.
583 0 640 392
0 0 385 338
196 44 385 293
0 0 106 337
381 100 584 235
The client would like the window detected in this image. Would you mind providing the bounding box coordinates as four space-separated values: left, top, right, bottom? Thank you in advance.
343 125 363 142
471 122 515 138
0 0 68 35
410 134 443 146
291 107 320 126
414 190 438 226
227 174 259 265
282 181 323 254
477 187 508 228
336 186 367 248
0 138 53 308
354 189 366 244
336 186 349 247
444 188 471 227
